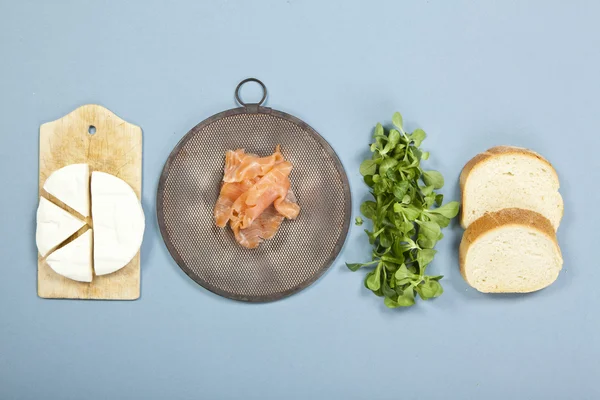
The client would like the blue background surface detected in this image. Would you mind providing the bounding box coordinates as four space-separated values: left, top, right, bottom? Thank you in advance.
1 1 599 399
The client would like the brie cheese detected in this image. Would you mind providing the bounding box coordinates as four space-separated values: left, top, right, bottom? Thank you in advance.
91 171 145 276
45 230 93 282
43 164 90 217
36 197 86 257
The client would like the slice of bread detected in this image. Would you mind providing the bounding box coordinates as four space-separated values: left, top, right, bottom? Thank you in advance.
459 208 563 293
460 146 563 230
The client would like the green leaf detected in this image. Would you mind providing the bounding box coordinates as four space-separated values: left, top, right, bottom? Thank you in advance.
415 284 426 300
355 217 363 226
416 248 437 268
379 158 398 176
425 212 451 228
417 280 443 299
392 144 406 158
386 168 399 182
388 129 401 147
410 129 426 146
422 170 444 189
374 123 384 138
360 159 378 176
410 147 422 160
365 230 377 245
401 194 411 204
396 287 416 307
397 204 421 221
392 112 403 130
396 278 412 286
382 279 396 298
382 261 398 272
366 263 382 291
417 220 441 241
421 185 435 196
379 231 393 248
381 253 405 265
430 201 460 218
405 206 422 221
384 296 400 308
392 239 406 258
360 201 376 220
364 271 373 289
395 283 406 295
381 130 400 155
424 192 436 209
346 263 363 272
346 260 378 271
393 181 410 200
418 236 436 249
421 151 430 160
435 194 444 207
395 264 416 281
376 204 389 225
389 276 396 288
398 220 414 235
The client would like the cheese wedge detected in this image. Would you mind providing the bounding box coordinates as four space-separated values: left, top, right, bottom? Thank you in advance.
45 230 93 282
36 197 86 257
460 146 563 230
43 164 90 217
459 208 563 293
91 171 145 276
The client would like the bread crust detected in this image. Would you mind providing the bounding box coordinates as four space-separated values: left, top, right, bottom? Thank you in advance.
459 146 560 228
459 208 562 292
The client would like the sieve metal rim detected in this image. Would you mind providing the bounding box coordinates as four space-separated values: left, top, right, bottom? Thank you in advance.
157 104 352 302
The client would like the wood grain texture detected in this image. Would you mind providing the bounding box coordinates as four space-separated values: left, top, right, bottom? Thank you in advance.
38 104 142 300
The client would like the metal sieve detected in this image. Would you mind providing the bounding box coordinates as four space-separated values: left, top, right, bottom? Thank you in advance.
157 78 351 302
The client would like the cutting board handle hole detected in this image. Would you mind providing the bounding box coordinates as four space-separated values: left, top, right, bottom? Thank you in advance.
88 125 96 135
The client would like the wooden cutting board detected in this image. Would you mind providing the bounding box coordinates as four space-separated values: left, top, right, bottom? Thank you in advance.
38 104 142 300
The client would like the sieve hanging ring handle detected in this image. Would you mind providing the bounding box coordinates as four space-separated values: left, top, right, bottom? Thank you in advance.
235 78 267 107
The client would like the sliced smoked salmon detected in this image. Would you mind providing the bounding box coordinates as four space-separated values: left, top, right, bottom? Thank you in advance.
274 198 301 220
230 161 292 230
223 149 246 181
214 179 257 228
233 206 284 249
223 145 284 183
214 146 300 249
